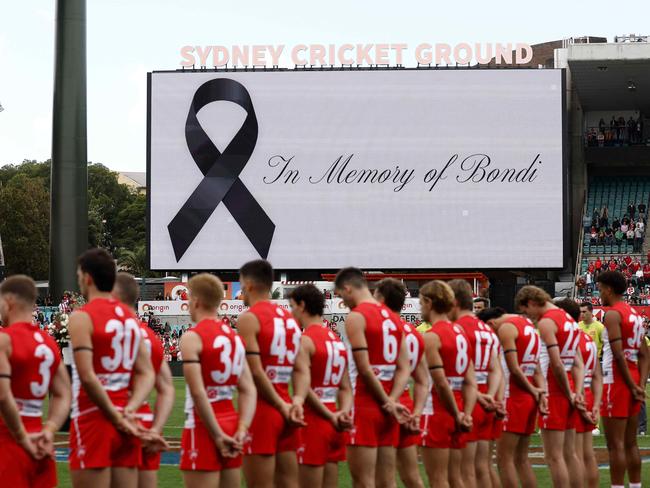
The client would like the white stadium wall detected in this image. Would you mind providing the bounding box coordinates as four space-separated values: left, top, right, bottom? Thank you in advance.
148 69 566 270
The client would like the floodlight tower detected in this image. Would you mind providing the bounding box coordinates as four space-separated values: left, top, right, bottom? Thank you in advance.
49 0 88 299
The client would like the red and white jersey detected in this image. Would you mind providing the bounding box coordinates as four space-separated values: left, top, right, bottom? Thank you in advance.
0 322 60 434
423 320 472 414
184 318 246 428
71 298 141 418
304 324 347 412
397 320 425 409
539 309 581 395
140 322 164 375
346 302 403 404
602 301 644 385
400 321 425 374
456 315 498 393
248 301 301 402
504 316 541 398
136 322 165 420
579 331 598 389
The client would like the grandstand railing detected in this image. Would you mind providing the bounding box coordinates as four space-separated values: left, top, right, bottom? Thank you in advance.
573 194 587 299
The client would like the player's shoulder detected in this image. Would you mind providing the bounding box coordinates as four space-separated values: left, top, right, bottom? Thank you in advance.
303 323 323 338
402 320 422 338
451 321 468 337
40 329 61 351
455 314 476 326
0 328 11 347
194 317 227 333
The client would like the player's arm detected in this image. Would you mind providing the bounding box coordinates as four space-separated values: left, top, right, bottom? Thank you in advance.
571 347 585 408
638 337 650 389
336 366 354 415
411 355 429 418
180 332 229 443
538 318 574 402
125 340 155 414
0 334 36 456
499 323 544 399
532 364 549 415
295 335 329 421
234 360 257 444
603 310 644 398
462 360 478 418
43 361 72 434
291 335 312 408
150 362 175 435
345 311 390 405
423 331 460 420
288 334 310 426
389 335 411 402
237 312 291 414
34 361 73 457
486 349 503 398
69 311 131 430
590 361 603 424
495 363 507 418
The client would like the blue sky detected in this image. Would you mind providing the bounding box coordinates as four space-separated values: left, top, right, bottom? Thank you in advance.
0 0 648 171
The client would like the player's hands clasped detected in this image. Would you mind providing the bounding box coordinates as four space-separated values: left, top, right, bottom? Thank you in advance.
17 432 43 460
331 410 353 431
494 400 507 419
455 412 473 432
477 393 496 412
533 389 549 415
405 413 421 434
287 400 307 427
140 429 170 455
112 411 140 437
631 383 646 402
383 399 411 424
31 429 56 459
213 432 243 458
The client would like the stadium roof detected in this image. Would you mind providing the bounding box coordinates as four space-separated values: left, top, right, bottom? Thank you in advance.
567 41 650 112
118 171 147 192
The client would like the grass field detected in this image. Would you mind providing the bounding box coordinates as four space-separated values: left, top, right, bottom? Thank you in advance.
52 378 650 487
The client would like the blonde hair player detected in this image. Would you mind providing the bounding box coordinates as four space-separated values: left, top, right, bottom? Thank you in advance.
179 273 257 488
419 280 477 488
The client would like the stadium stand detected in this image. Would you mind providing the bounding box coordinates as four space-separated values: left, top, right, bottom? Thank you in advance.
577 176 650 304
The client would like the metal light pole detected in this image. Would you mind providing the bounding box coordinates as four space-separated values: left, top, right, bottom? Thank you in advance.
49 0 88 299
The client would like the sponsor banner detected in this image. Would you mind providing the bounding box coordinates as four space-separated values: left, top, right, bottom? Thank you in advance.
163 282 188 300
164 281 238 299
217 299 292 316
139 298 423 317
138 300 190 316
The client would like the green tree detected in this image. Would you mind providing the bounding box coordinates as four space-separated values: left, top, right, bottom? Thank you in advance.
113 193 146 252
0 159 51 188
0 174 50 279
117 246 149 277
0 160 149 279
88 163 139 253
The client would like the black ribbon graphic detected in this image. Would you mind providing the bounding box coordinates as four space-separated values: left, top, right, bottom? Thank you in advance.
168 78 275 262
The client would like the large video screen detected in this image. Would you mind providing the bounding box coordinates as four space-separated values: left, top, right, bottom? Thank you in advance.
148 69 565 270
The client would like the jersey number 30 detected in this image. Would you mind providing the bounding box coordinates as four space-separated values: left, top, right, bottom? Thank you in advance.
102 318 141 371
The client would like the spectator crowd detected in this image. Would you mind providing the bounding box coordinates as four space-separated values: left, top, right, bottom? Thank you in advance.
585 114 644 146
577 252 650 305
584 202 647 252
